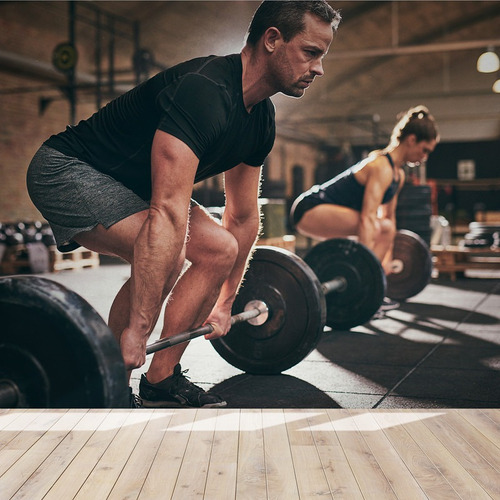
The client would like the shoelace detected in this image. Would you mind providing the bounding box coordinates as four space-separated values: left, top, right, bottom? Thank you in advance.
133 394 143 407
177 368 205 394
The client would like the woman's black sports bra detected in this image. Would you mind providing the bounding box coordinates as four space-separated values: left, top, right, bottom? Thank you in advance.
299 153 400 212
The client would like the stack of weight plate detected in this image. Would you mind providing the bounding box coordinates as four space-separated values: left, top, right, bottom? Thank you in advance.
396 184 432 247
460 222 500 249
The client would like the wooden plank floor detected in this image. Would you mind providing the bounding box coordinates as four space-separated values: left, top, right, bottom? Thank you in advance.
0 409 498 499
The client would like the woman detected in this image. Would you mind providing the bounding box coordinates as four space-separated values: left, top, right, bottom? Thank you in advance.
290 105 439 307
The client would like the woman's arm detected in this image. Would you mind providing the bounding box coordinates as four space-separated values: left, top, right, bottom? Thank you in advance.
358 157 394 250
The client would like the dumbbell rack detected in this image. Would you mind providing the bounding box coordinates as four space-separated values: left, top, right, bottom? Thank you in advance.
0 244 100 274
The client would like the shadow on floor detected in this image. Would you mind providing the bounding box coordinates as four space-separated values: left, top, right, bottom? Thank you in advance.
430 276 500 295
212 373 341 409
397 301 499 324
314 301 500 407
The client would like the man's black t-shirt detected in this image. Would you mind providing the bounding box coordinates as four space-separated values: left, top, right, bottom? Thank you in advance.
45 54 276 200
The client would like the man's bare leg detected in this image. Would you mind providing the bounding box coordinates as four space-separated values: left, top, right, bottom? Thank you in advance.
73 206 238 383
73 210 184 376
145 205 238 383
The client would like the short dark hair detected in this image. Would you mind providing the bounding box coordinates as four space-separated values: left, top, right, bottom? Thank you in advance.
246 0 341 47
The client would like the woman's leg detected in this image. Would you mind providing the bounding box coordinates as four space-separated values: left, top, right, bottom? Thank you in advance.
297 204 398 275
295 203 360 240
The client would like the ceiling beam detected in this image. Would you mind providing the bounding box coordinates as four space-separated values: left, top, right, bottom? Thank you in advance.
329 39 500 60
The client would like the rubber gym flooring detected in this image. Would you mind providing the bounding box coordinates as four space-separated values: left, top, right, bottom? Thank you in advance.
38 262 500 409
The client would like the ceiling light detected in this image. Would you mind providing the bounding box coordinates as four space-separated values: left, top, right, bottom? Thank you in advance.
493 79 500 93
477 48 499 73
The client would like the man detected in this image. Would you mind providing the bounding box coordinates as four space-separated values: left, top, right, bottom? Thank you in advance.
27 1 341 407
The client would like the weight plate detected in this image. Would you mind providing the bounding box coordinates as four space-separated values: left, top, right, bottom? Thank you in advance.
386 230 433 301
52 42 78 72
397 185 432 199
211 246 326 374
305 239 386 330
469 222 500 233
0 344 50 407
0 276 128 408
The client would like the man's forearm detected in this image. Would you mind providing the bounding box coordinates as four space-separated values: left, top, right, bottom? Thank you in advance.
215 213 260 309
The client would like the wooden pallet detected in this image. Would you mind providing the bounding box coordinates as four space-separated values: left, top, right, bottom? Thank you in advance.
431 244 500 280
0 245 100 274
50 247 100 272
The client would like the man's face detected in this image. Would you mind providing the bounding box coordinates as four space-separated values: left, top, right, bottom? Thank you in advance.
270 13 334 98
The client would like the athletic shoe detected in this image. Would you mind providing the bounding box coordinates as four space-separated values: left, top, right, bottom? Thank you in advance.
139 364 227 408
379 297 400 311
371 297 400 320
129 387 143 408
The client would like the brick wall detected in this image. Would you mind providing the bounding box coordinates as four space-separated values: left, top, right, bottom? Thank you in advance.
0 2 135 223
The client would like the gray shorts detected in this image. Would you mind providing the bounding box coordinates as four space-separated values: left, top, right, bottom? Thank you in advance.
27 145 149 252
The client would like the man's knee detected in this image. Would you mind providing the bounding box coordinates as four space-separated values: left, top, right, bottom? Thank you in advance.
190 225 238 272
209 226 239 268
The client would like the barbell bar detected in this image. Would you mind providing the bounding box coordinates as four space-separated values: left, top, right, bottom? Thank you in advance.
0 246 324 406
147 273 351 355
145 300 269 354
304 230 434 328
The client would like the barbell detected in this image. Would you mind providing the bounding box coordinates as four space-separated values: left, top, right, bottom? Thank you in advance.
0 246 323 407
0 232 432 408
300 229 433 328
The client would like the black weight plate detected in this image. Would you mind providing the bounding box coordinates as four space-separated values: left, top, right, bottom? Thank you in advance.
396 206 432 217
0 276 128 408
305 239 386 330
397 185 432 199
211 246 326 374
396 218 431 230
386 230 432 301
0 344 50 407
469 222 500 233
